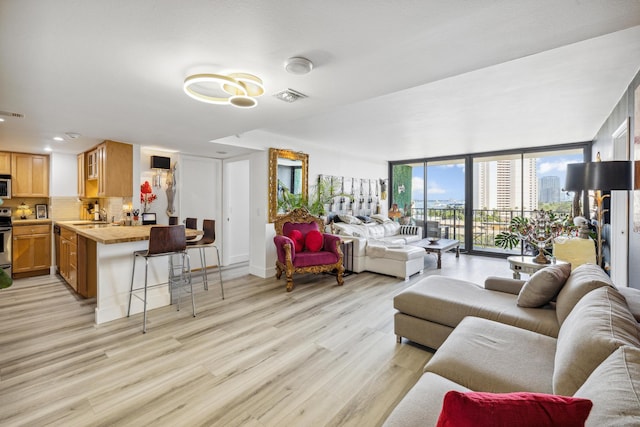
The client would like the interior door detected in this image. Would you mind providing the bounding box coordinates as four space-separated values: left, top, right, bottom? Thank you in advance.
610 119 630 286
223 159 250 265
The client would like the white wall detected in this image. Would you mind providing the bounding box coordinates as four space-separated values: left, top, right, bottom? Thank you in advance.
49 152 78 197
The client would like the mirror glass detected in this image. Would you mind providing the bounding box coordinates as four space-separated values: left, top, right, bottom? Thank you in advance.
269 148 308 222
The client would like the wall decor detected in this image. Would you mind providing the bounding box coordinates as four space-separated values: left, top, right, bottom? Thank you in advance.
35 204 47 219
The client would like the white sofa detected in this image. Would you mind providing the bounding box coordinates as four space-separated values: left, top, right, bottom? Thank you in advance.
331 220 425 280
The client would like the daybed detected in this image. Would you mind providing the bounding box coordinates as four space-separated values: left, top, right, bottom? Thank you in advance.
385 263 640 426
331 215 425 280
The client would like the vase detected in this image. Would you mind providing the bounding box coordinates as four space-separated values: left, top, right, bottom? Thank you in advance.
533 241 550 264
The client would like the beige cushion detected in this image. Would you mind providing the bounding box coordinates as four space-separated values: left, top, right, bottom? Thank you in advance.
553 286 640 396
382 372 470 427
553 237 596 270
425 317 556 393
517 263 571 308
574 346 640 427
394 276 560 337
555 263 613 325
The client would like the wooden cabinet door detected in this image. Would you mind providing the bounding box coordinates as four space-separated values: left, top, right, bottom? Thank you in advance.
12 235 33 274
11 153 49 197
0 152 11 174
77 153 86 197
32 233 51 271
97 144 106 196
12 224 51 277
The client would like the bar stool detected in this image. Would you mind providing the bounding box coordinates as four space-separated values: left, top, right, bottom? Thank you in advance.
187 219 224 299
185 217 198 240
127 225 195 333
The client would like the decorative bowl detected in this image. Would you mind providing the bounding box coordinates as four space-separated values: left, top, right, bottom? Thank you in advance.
428 237 440 244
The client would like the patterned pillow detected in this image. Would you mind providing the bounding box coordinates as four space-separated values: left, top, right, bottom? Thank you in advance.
400 225 419 235
338 214 362 224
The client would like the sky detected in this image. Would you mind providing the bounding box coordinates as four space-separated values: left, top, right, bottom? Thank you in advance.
411 153 583 201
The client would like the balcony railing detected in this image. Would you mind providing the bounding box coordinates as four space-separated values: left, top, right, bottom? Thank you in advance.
409 207 570 252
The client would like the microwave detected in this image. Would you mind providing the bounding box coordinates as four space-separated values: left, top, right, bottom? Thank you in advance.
0 175 10 199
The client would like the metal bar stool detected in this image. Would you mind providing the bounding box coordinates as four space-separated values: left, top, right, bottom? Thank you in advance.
127 225 195 333
187 219 224 299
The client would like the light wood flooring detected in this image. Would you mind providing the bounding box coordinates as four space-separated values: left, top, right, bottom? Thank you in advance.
0 253 510 427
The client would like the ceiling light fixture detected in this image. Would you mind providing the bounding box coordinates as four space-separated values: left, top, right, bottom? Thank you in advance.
53 136 64 141
183 72 264 108
284 57 313 75
273 88 308 103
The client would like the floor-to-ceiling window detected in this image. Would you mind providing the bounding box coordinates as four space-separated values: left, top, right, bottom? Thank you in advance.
390 144 589 256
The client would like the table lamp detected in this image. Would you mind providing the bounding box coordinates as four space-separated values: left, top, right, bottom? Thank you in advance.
17 202 32 219
564 163 587 218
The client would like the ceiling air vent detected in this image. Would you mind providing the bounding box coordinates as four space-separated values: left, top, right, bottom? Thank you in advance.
0 110 24 118
273 89 308 103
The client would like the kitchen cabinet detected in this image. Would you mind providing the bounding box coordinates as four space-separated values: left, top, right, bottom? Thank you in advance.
77 234 96 298
59 227 77 290
86 149 98 180
0 152 11 174
12 223 51 278
11 153 49 197
77 153 86 197
83 140 132 198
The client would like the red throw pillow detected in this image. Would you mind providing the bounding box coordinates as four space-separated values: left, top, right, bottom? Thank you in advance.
305 230 324 252
286 229 304 252
436 391 592 427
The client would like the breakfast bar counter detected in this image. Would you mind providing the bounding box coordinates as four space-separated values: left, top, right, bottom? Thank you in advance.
55 221 201 325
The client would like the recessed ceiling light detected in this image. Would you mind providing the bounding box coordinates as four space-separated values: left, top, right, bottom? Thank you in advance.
273 88 308 103
44 146 52 152
0 118 5 123
53 136 64 141
284 57 313 75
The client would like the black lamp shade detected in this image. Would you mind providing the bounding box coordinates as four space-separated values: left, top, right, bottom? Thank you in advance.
564 163 586 191
585 161 632 191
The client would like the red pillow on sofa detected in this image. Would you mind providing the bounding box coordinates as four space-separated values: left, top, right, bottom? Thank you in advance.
436 391 592 427
305 230 324 252
286 229 304 252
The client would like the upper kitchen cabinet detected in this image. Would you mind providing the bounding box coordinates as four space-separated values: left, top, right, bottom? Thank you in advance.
84 140 133 198
0 152 11 174
77 153 86 197
11 153 49 197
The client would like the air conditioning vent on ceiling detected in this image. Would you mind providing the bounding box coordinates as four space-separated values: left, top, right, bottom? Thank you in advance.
0 110 24 118
273 88 308 103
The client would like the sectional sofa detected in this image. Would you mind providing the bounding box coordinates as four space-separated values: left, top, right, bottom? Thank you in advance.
385 263 640 426
331 217 425 279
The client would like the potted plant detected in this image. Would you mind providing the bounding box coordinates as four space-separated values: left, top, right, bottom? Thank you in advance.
494 210 573 264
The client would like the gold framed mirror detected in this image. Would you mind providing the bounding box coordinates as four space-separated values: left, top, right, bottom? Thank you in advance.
268 148 309 222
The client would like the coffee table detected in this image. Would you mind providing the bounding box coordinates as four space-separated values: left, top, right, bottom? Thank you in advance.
410 238 460 269
507 255 569 279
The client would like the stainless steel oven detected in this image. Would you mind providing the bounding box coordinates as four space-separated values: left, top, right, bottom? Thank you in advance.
0 207 12 276
0 174 11 199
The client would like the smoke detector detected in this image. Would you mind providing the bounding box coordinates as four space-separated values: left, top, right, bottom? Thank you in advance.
273 89 308 103
284 57 313 75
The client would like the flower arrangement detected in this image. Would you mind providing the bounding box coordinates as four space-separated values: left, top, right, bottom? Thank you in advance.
140 180 157 213
494 210 574 264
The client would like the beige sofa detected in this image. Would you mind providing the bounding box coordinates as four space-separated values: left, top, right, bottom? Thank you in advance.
385 264 640 426
332 220 425 279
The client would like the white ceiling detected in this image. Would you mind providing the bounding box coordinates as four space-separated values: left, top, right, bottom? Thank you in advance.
1 1 640 162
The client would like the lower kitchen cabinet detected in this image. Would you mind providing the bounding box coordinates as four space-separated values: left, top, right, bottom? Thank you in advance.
12 223 51 278
59 228 77 290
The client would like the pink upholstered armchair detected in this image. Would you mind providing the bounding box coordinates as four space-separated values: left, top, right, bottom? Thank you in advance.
273 207 344 292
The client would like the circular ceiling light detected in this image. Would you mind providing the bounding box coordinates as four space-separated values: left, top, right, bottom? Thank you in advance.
183 73 247 105
229 95 258 109
284 57 313 75
224 73 264 97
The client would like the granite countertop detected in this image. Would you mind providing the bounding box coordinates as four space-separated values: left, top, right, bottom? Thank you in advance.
55 221 201 245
